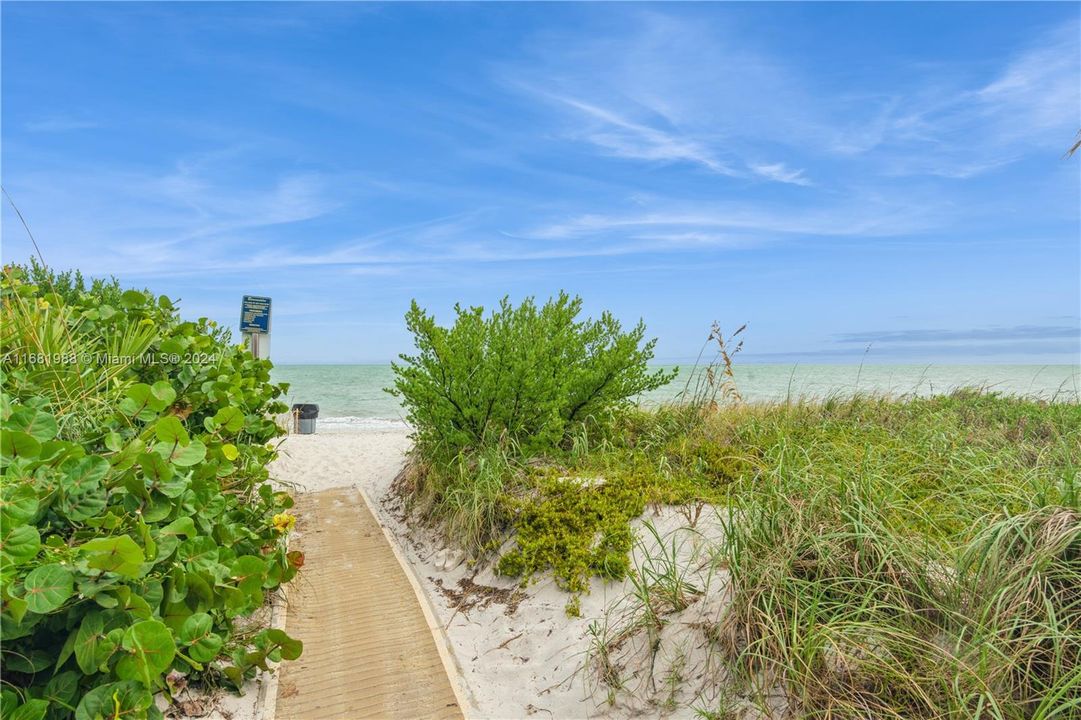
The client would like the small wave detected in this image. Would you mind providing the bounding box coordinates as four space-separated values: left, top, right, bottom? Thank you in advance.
316 416 411 432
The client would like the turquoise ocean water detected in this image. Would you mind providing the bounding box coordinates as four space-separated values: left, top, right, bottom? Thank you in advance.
271 364 1080 431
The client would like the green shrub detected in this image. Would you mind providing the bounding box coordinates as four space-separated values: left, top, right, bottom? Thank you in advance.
389 293 675 459
0 265 302 720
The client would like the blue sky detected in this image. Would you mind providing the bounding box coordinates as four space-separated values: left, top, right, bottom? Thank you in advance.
2 2 1079 364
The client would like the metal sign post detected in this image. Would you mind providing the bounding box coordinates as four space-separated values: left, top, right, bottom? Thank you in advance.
240 295 272 360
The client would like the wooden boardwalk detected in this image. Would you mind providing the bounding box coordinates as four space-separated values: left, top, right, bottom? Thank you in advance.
275 488 464 720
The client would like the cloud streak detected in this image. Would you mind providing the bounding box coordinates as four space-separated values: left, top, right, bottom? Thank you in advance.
836 325 1081 344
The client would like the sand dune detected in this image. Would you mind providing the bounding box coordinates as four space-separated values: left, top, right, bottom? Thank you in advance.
268 430 727 720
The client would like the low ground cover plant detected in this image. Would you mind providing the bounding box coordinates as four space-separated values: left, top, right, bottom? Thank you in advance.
1 264 302 720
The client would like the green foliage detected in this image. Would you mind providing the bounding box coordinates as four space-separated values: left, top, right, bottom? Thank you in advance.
429 384 1080 605
390 293 675 459
497 465 706 593
710 482 1081 718
0 265 301 719
576 394 1080 717
389 293 676 560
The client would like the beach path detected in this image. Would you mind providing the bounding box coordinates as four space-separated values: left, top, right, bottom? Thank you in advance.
274 486 464 720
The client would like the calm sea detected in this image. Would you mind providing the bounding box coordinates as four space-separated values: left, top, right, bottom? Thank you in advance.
270 364 1080 432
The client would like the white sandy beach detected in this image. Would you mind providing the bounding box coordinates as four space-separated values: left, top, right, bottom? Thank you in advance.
267 430 732 720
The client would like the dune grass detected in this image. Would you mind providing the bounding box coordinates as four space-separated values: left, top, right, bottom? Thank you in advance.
706 481 1079 718
400 390 1078 578
398 386 1080 716
558 392 1078 718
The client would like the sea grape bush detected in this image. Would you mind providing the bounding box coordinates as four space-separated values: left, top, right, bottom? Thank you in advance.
0 265 302 720
389 293 675 459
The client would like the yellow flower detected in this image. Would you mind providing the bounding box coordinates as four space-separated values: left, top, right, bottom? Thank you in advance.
272 513 296 533
37 298 50 310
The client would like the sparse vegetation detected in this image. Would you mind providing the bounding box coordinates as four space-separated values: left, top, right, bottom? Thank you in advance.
581 394 1080 717
392 299 1080 717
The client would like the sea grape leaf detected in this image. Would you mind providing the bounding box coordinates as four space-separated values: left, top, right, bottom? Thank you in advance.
179 613 223 663
1 607 42 641
62 456 110 493
154 439 205 468
124 591 153 620
79 535 145 578
94 594 119 609
140 452 188 496
223 665 244 689
185 572 213 609
119 384 158 421
141 495 173 523
231 555 266 594
223 587 256 616
161 517 196 538
1 483 39 526
2 431 41 463
58 487 108 522
151 380 176 408
167 566 188 604
213 407 245 433
178 537 219 574
120 289 147 308
4 596 28 625
162 600 193 634
2 524 41 565
266 628 303 661
139 451 173 486
5 406 57 442
75 681 152 720
173 441 206 467
4 648 52 673
115 620 176 686
77 575 119 601
154 416 189 446
158 473 189 498
104 431 124 452
38 438 77 464
55 627 78 670
221 443 239 461
142 579 164 612
7 699 48 720
44 670 80 706
75 612 114 674
23 564 74 614
122 469 152 502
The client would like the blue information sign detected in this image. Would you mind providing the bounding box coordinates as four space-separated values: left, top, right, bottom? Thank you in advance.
240 295 271 333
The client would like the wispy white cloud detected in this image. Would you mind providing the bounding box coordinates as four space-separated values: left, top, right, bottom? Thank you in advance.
523 196 939 243
975 23 1080 140
504 13 1079 184
1 146 344 276
24 116 99 132
835 324 1081 344
749 162 812 186
500 13 817 186
536 91 740 176
839 21 1080 177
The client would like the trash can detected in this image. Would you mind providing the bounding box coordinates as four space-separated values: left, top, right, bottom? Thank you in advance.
291 403 319 434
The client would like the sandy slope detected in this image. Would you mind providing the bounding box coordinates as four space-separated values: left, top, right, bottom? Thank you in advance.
269 431 730 720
